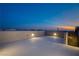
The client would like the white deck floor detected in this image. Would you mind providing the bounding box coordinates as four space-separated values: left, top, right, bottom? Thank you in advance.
0 36 79 56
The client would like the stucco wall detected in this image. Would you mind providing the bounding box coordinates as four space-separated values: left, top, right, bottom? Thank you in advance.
0 31 44 42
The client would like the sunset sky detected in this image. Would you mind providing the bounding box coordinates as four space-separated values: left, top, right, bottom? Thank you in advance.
0 3 79 30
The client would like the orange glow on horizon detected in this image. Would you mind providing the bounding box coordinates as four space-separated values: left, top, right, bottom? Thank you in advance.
58 26 75 31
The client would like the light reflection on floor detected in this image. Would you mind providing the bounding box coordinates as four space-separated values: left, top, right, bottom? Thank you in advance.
29 37 42 43
50 36 59 39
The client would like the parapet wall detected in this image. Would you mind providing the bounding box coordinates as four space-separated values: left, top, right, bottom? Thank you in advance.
0 31 45 43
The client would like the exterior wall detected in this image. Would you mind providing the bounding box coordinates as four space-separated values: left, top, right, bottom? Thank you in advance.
67 32 78 47
0 31 44 43
45 31 65 38
75 27 79 47
67 27 79 47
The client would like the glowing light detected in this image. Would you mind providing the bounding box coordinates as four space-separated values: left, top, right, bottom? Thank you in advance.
53 33 57 36
31 33 35 37
52 33 59 39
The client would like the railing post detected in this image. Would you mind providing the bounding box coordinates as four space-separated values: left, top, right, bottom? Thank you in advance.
66 32 68 45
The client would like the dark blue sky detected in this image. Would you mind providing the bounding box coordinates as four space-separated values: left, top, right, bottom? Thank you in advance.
0 3 79 29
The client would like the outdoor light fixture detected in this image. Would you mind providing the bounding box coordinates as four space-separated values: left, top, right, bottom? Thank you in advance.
30 33 39 43
52 32 59 39
53 33 57 36
31 33 35 37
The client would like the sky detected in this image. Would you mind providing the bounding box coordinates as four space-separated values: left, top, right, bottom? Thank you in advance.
0 3 79 29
